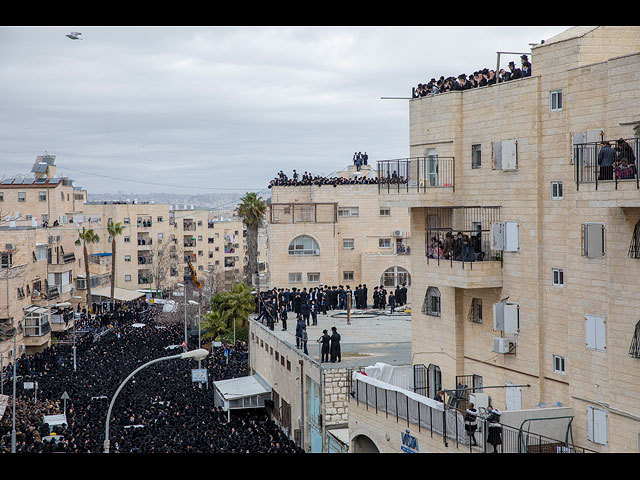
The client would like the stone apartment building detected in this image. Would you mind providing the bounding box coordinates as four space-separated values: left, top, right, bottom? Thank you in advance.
266 165 411 298
351 26 640 453
0 155 99 359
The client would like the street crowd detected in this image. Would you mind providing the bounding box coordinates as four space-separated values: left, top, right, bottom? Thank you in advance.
0 300 303 453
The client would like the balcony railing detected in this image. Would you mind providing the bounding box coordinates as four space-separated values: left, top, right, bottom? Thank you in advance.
377 157 455 193
574 137 639 190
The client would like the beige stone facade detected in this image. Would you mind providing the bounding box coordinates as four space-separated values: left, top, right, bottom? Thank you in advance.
369 26 640 453
266 166 411 299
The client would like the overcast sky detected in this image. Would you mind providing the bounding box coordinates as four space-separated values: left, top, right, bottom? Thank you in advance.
0 26 570 195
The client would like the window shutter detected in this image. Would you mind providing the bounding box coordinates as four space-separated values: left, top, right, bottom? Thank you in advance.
571 131 585 165
493 302 505 331
491 222 505 250
593 408 608 445
586 315 596 349
586 406 594 442
492 141 502 170
584 223 604 258
504 304 520 334
504 221 519 252
595 315 606 352
502 139 518 170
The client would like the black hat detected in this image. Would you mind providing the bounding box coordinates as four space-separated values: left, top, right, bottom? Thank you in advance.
508 61 515 67
521 54 528 60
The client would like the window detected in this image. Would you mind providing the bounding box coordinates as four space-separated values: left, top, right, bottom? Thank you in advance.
157 233 163 242
1 253 12 269
552 268 564 286
630 321 640 359
35 245 47 262
288 272 302 284
551 181 563 200
587 406 608 445
198 250 203 256
18 192 26 202
552 355 566 374
343 271 354 281
288 235 319 256
123 218 130 224
550 90 563 112
307 272 320 283
287 360 291 371
422 287 441 316
281 355 285 367
469 298 482 323
17 287 25 299
0 192 3 202
628 220 640 259
381 266 411 288
125 275 131 282
338 207 359 217
583 223 605 258
379 238 391 248
275 351 279 362
380 208 391 217
343 238 354 250
472 144 482 169
492 139 518 170
124 255 131 262
157 216 163 222
124 236 131 243
586 314 606 352
39 191 47 202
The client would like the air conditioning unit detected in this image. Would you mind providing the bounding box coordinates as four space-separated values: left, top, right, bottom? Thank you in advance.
469 392 490 409
493 337 513 354
393 230 403 237
5 244 16 251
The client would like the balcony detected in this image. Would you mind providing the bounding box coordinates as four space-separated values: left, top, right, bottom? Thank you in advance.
574 137 640 207
377 157 456 207
137 218 153 229
137 236 152 248
270 203 337 224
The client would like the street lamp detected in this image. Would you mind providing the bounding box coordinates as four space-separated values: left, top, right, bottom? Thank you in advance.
177 283 187 352
103 348 209 453
188 300 202 384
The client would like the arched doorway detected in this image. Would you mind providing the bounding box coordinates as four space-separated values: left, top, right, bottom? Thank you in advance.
352 434 380 453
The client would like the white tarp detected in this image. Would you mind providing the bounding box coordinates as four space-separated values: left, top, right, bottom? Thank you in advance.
43 414 67 428
213 375 271 401
363 362 412 391
91 286 146 302
353 371 444 412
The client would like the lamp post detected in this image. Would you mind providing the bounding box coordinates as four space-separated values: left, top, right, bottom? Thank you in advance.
177 283 187 352
103 348 209 453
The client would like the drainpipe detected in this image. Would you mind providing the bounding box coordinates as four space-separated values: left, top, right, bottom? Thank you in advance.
299 359 305 451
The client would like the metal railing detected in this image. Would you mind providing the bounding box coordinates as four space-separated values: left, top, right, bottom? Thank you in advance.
377 157 455 193
425 229 501 270
574 137 639 190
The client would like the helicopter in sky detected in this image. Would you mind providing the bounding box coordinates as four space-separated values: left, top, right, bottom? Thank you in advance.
66 32 82 40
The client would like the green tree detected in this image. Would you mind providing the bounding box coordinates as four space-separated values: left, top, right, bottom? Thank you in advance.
236 192 266 285
201 309 230 342
75 227 100 313
107 221 125 307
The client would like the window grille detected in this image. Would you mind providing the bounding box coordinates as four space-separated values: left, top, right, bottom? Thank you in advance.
629 220 640 259
422 287 441 317
630 321 640 359
468 298 482 323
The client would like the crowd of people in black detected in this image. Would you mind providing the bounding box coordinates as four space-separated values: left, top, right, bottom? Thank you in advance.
596 138 638 181
268 170 380 188
413 55 532 98
352 152 368 171
0 299 302 453
427 230 485 262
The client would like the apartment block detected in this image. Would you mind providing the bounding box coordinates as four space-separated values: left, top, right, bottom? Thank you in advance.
266 165 411 297
348 26 640 453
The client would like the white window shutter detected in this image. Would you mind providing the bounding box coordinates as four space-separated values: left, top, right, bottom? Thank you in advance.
492 141 502 170
584 223 604 258
504 304 520 334
491 222 505 250
586 406 594 442
571 131 585 165
593 408 608 445
595 316 606 352
502 139 518 170
586 315 596 350
493 302 505 331
504 221 519 252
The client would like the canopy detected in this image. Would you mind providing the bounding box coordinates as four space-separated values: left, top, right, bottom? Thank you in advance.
212 374 272 412
91 286 146 302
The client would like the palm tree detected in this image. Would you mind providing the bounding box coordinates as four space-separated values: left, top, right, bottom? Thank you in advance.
107 221 125 308
236 192 266 285
75 227 100 314
202 309 230 343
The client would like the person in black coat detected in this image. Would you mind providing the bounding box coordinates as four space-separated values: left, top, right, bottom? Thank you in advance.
507 61 522 80
598 141 616 180
330 327 341 363
319 329 331 363
301 301 311 326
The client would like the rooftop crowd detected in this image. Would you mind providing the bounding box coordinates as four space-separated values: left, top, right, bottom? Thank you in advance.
0 300 302 453
413 55 532 98
268 169 380 188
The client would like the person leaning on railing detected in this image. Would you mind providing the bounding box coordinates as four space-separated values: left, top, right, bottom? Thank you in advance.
597 141 617 180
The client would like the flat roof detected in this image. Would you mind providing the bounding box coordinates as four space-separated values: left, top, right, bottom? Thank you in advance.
213 374 272 400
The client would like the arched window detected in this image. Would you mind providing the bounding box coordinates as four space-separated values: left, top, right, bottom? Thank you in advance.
422 286 441 316
630 320 640 359
288 235 320 256
381 266 411 288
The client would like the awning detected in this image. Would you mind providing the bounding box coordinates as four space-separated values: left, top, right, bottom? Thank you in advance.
212 374 272 411
91 286 146 302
